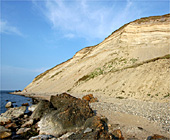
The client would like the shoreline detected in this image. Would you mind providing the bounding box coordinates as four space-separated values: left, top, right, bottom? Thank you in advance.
9 91 170 138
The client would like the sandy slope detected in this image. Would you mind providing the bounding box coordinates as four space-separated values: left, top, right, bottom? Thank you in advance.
23 14 170 102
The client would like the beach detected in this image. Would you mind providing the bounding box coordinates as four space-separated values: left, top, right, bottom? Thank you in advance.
10 91 170 139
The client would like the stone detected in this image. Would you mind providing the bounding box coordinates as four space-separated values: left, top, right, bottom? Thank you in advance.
38 93 94 137
5 122 17 129
29 135 56 140
0 106 26 125
84 116 108 131
16 127 31 135
50 92 79 111
24 115 28 118
112 129 123 139
58 132 74 139
22 103 29 106
21 119 34 128
82 94 98 103
30 100 53 120
68 116 111 140
28 105 37 112
0 126 12 139
84 127 93 133
147 134 169 140
5 102 13 108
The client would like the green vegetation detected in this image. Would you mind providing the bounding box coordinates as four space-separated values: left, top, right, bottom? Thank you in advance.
116 96 124 99
147 94 151 96
130 58 138 63
164 93 170 98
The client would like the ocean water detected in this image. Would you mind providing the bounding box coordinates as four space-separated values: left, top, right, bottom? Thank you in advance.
0 90 33 114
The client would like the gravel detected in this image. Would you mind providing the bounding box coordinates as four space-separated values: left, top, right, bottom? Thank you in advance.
90 98 170 133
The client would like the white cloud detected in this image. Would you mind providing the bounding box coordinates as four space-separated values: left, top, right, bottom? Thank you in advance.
33 0 141 40
0 20 23 36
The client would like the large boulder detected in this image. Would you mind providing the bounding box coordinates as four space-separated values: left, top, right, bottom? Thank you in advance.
30 100 53 120
68 116 113 140
0 106 26 125
50 93 79 111
38 93 94 137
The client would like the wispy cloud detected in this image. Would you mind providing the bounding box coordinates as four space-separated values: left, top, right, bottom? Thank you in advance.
1 65 49 74
0 20 23 36
33 0 141 40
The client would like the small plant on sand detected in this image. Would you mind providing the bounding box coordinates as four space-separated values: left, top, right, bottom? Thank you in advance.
116 96 124 99
130 58 138 63
164 93 170 98
147 94 151 96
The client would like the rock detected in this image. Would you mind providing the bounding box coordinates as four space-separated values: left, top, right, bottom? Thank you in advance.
16 127 31 135
82 94 98 103
21 119 34 128
0 126 12 139
28 105 37 112
84 127 93 133
38 93 94 137
84 116 108 131
30 100 53 120
58 132 74 139
50 92 79 111
147 134 169 140
5 122 17 129
68 116 111 140
24 115 28 118
22 103 29 106
29 135 56 140
112 129 124 139
5 102 13 108
0 106 26 125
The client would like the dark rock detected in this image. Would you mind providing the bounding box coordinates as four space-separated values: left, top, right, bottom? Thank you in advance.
82 94 98 103
22 103 29 106
30 100 53 120
112 129 124 139
38 93 94 137
84 116 108 131
0 126 12 139
147 134 169 140
50 92 79 110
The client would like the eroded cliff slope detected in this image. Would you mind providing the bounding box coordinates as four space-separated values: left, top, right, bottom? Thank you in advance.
24 14 170 101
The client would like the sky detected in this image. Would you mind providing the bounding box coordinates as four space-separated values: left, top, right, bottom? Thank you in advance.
0 0 170 90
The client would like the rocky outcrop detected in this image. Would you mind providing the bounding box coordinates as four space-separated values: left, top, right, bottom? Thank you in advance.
0 106 26 125
38 93 94 137
30 100 53 120
23 14 170 102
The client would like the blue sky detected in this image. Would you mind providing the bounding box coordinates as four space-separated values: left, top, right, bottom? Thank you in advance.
0 0 169 90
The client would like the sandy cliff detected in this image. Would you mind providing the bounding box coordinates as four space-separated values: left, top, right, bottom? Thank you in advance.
24 14 170 102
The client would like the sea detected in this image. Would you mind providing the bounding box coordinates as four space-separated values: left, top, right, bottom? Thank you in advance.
0 90 33 114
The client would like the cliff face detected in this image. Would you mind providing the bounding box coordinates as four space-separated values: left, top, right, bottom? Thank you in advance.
25 14 170 101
